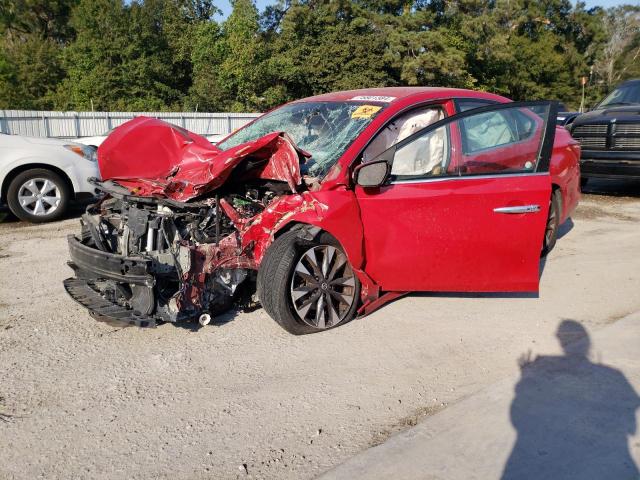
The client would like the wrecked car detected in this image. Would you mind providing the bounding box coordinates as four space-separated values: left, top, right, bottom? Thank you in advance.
64 88 581 334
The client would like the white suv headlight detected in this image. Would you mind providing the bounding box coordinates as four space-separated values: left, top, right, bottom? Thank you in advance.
64 144 97 162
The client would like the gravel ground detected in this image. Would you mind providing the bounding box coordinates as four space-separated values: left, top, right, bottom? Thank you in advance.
1 179 639 480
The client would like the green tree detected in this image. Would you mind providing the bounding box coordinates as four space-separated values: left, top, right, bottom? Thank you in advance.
186 20 226 110
0 0 78 41
440 0 591 108
264 0 393 107
0 0 77 108
2 0 640 113
188 0 271 111
53 0 193 110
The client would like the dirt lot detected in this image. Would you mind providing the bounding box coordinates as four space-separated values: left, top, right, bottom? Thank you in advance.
1 179 639 480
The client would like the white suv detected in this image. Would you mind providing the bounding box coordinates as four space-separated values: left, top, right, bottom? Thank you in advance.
0 133 100 222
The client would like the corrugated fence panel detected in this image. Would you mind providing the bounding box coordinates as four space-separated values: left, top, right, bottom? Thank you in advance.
0 110 261 138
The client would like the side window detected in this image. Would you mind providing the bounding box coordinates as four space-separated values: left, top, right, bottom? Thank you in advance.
456 99 496 112
391 125 449 178
463 110 536 154
389 104 551 180
461 111 518 154
362 106 444 162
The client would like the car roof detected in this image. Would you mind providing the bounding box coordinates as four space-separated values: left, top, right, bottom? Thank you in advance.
294 87 508 104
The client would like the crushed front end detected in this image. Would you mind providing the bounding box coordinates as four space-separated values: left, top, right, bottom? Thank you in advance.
65 180 278 327
64 116 315 327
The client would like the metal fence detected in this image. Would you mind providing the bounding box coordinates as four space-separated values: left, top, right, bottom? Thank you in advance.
0 110 261 139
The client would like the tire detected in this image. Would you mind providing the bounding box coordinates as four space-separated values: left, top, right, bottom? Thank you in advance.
257 229 361 335
541 189 561 256
6 168 71 223
580 177 588 189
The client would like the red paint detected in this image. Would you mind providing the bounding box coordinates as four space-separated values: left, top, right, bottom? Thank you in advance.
356 174 550 292
96 88 581 316
550 127 581 222
98 117 307 201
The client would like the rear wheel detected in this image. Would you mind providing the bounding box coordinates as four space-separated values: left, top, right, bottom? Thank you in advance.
258 229 360 335
6 168 71 223
542 189 561 256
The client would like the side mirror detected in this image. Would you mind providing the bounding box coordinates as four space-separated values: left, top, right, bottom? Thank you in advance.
353 160 390 188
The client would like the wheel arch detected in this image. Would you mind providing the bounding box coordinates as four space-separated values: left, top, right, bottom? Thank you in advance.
1 163 75 203
273 220 321 241
246 190 375 302
551 182 564 220
270 219 364 270
267 218 379 305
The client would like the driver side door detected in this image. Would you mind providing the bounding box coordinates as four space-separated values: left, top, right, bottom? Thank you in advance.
355 101 557 293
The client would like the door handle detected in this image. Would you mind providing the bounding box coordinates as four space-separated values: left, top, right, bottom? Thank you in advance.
493 204 541 214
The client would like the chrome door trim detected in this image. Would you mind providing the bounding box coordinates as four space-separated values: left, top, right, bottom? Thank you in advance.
493 205 542 214
389 171 549 185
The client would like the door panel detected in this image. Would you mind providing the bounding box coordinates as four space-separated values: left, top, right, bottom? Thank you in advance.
357 174 550 292
355 101 557 293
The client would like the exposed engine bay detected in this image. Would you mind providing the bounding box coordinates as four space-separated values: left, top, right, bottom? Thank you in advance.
64 117 331 327
69 179 289 326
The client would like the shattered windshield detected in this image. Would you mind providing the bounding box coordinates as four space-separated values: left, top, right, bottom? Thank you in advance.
216 101 385 177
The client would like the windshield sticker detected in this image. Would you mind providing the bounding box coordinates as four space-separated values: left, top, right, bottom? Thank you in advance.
350 95 396 103
351 105 383 119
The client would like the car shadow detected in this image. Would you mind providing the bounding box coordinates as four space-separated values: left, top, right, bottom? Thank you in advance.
411 290 539 300
92 307 245 333
582 178 640 198
501 320 640 480
557 217 573 240
538 255 547 280
165 307 244 332
0 198 94 225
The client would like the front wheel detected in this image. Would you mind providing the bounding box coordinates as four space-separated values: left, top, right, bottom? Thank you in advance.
257 230 360 335
6 168 71 223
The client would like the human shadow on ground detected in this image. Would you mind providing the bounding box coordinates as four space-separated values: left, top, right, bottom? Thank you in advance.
502 320 640 480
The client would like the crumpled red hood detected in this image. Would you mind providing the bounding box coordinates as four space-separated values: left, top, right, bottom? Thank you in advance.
97 116 309 201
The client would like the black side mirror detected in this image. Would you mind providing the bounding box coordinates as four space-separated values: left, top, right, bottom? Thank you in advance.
353 160 390 188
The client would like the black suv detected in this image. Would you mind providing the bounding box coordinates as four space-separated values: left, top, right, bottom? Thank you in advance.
569 79 640 185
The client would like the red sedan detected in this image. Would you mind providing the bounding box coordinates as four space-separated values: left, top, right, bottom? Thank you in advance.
65 87 580 334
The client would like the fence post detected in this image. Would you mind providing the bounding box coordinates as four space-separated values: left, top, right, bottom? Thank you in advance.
74 113 80 138
42 113 50 137
106 113 112 132
227 114 232 134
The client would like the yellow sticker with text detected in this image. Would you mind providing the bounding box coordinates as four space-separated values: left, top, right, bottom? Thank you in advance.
351 105 382 119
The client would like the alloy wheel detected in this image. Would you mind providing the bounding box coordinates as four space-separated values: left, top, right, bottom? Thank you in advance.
290 245 356 329
17 178 61 217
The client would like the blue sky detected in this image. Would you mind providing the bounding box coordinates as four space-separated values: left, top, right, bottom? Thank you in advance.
214 0 635 19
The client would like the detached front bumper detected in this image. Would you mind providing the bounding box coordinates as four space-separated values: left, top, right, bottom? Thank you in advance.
64 235 158 327
63 278 157 327
66 234 154 286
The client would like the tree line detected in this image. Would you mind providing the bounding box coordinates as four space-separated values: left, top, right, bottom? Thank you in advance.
1 0 639 112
